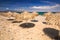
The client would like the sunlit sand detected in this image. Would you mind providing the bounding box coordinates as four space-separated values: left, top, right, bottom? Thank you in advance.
0 11 60 40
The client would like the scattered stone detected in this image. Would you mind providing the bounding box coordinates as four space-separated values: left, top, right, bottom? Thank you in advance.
12 21 22 23
7 19 14 21
20 23 35 28
31 20 38 22
42 22 47 24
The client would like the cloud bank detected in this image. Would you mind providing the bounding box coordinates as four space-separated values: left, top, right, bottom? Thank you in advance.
30 4 60 9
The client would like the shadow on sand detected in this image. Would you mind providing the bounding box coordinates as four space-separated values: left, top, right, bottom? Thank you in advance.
43 28 60 40
19 23 35 28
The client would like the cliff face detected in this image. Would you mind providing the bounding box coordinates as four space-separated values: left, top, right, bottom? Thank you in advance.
44 12 60 28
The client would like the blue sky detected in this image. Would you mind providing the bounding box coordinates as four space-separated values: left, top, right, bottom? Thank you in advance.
0 0 60 12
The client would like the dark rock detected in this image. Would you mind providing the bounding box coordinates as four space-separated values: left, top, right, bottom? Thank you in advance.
7 19 14 21
43 28 60 40
31 20 38 22
12 21 22 23
20 23 35 28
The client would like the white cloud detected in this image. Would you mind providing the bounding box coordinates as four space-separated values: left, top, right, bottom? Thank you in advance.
30 4 60 9
6 8 9 10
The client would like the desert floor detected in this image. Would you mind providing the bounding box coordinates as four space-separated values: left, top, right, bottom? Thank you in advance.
0 15 59 40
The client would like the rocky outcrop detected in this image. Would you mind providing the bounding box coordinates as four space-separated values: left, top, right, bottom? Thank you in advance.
44 12 60 28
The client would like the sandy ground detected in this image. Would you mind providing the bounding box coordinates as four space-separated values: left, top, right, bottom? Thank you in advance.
0 15 59 40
